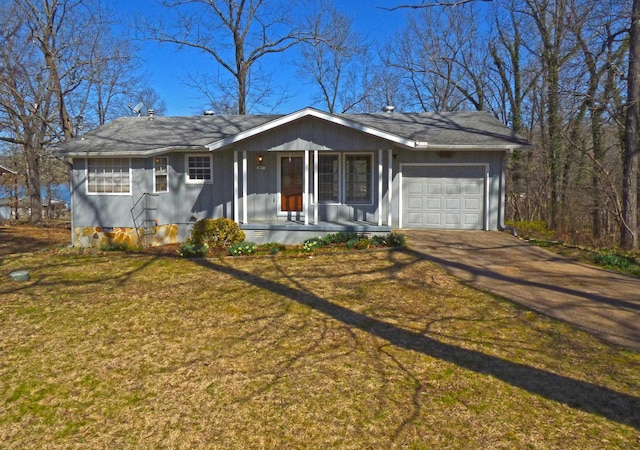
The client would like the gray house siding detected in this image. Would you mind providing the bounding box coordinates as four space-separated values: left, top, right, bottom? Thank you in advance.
60 109 526 247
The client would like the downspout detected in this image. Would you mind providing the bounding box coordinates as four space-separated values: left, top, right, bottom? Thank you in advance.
498 149 518 237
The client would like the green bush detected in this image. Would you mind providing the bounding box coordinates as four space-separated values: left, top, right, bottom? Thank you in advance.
228 241 258 257
322 232 360 245
177 242 209 258
189 218 245 248
505 220 555 240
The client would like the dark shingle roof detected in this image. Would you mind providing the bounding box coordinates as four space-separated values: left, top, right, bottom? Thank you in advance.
55 108 529 157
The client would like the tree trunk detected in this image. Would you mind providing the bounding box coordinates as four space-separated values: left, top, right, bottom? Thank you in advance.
25 145 42 225
621 0 640 250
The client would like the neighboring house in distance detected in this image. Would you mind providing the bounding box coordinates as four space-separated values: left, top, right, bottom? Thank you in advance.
53 107 529 248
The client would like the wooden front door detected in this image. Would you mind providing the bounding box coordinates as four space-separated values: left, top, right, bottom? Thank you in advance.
281 156 303 212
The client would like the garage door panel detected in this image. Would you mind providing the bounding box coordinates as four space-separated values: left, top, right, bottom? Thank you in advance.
407 182 423 194
407 197 423 209
445 214 461 225
446 183 462 195
445 198 461 210
403 165 485 230
426 198 441 209
427 213 442 225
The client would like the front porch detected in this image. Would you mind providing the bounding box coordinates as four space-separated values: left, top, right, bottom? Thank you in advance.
240 220 392 244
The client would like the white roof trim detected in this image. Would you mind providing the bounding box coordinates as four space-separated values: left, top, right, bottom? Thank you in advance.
57 146 207 158
413 144 526 151
0 164 17 174
205 107 417 151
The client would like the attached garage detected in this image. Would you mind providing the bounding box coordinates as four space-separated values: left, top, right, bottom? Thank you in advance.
401 164 488 230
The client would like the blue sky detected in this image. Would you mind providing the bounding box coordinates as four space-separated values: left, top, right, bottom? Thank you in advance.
113 1 410 116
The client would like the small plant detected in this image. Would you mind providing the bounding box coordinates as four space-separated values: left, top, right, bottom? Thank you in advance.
100 242 137 252
228 241 258 256
388 232 407 247
353 238 371 250
302 237 324 253
189 218 245 248
177 242 209 258
593 252 632 270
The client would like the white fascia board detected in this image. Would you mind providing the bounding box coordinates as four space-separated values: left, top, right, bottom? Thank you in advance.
0 164 17 175
206 107 417 151
413 143 527 151
58 146 207 158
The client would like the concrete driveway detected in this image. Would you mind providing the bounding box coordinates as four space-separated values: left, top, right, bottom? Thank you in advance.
403 230 640 351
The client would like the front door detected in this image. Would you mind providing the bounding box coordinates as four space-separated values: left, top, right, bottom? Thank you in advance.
281 156 303 212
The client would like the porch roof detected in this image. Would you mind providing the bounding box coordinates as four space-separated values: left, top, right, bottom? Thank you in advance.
54 107 530 158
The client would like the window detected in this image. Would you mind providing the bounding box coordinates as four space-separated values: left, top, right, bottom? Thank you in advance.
87 158 130 194
317 154 339 203
154 157 168 192
186 155 212 183
345 154 372 204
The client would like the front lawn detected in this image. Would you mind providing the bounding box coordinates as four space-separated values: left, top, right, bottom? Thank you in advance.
1 244 639 447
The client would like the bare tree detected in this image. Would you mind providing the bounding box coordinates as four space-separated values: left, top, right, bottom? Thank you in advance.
386 4 492 113
0 0 155 224
298 3 372 113
143 0 310 115
622 0 640 249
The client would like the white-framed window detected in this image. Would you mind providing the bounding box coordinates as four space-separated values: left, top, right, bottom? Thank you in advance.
154 157 168 193
186 154 212 183
317 154 340 203
87 158 131 194
344 154 373 204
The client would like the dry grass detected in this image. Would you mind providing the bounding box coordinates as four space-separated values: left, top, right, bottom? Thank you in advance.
0 226 639 448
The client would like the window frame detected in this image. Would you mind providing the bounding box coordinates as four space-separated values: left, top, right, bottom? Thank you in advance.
86 157 132 196
317 153 341 204
343 153 373 205
153 156 169 193
185 154 213 184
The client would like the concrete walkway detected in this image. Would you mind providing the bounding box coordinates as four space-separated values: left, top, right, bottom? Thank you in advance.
403 230 640 351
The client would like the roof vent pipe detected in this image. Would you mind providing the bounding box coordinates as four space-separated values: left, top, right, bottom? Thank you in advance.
148 109 155 120
382 105 395 113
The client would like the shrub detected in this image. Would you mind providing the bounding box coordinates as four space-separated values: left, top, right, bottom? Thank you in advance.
302 237 324 252
178 242 209 258
189 218 245 248
370 232 407 248
228 241 258 257
505 220 555 240
322 232 360 245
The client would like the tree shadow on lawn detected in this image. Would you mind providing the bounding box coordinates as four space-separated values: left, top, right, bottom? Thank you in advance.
194 255 640 430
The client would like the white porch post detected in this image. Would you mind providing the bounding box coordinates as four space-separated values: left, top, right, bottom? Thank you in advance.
304 150 309 225
242 151 248 224
485 167 490 231
313 150 318 225
378 149 383 226
388 149 393 227
398 166 403 229
233 151 239 223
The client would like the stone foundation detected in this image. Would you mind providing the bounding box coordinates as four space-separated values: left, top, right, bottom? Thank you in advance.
73 224 179 248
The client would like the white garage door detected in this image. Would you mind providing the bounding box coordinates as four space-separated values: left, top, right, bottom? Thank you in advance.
403 165 485 230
